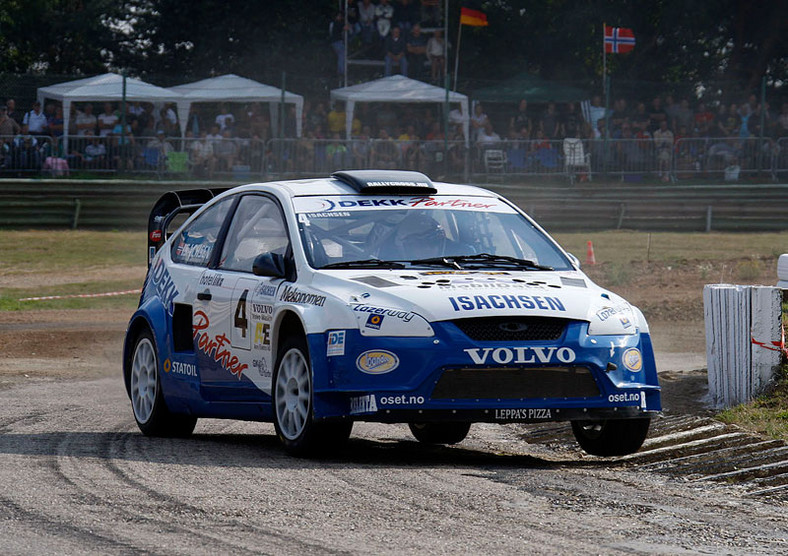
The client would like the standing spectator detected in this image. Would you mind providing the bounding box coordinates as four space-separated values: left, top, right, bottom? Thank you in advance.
778 103 788 136
23 101 48 135
82 132 107 169
672 99 694 133
12 124 41 169
563 102 582 139
406 24 428 80
471 103 490 140
540 103 561 139
0 104 21 138
384 26 408 76
329 12 348 79
653 119 674 181
327 102 346 135
358 0 377 45
631 102 650 131
394 0 418 34
375 0 394 39
610 98 629 131
97 102 118 137
426 29 445 84
664 95 680 130
306 101 328 134
75 104 97 136
510 99 531 137
588 95 607 132
648 97 668 133
215 103 235 132
372 128 399 168
694 101 715 131
190 130 216 177
161 103 179 137
214 129 238 171
5 99 22 127
48 105 65 139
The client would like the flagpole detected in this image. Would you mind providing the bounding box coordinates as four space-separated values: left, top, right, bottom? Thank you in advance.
453 16 462 92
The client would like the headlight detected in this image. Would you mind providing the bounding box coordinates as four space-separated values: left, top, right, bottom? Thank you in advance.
351 304 435 337
587 303 637 335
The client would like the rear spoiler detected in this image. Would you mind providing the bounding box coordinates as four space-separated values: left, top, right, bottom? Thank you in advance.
147 188 229 266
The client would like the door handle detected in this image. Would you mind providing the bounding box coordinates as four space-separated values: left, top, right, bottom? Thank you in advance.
197 290 212 301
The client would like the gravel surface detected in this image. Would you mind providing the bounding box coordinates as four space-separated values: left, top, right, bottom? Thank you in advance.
1 310 787 554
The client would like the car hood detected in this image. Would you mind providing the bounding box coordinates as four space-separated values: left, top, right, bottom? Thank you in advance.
311 268 631 325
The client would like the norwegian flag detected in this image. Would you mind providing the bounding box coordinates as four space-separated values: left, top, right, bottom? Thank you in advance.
604 26 636 53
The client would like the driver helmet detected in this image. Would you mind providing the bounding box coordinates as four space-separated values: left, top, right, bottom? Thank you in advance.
393 212 446 258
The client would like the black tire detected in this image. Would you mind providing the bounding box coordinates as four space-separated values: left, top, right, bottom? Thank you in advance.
273 336 352 456
571 418 650 457
409 422 471 445
128 328 197 438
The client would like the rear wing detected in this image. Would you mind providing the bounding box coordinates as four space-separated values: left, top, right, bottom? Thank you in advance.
147 188 229 266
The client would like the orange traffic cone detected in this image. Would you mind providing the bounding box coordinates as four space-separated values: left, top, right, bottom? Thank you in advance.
586 240 596 265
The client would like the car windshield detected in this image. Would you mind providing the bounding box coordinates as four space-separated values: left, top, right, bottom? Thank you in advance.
294 194 573 271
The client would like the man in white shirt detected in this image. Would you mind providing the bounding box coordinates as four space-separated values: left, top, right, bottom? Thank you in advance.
97 102 119 137
23 101 48 135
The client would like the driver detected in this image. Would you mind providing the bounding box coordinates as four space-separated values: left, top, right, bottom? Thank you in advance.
379 211 447 260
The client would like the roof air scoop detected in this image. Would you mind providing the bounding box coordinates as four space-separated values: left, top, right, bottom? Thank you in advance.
332 170 437 195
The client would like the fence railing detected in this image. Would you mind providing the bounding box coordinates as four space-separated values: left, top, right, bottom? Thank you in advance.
1 133 786 182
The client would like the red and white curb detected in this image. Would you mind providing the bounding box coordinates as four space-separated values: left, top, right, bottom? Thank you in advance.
19 289 140 302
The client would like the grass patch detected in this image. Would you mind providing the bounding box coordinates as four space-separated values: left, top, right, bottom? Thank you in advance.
0 230 145 273
717 365 788 442
0 279 141 312
553 231 788 267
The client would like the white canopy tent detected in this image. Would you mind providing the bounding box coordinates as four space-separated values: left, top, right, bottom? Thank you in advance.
37 73 183 150
168 74 303 137
330 75 469 143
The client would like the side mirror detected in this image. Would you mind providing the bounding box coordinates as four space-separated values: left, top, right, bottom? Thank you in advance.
567 252 581 269
252 252 286 277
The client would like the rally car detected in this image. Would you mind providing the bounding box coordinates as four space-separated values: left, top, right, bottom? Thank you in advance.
123 170 660 456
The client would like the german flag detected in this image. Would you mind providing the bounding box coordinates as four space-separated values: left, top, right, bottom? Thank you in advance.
460 7 488 27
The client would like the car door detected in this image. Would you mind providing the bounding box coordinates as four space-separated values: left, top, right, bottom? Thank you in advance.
194 194 290 401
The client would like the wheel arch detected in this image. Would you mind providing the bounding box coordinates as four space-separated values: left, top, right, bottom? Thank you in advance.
123 300 168 396
272 310 307 365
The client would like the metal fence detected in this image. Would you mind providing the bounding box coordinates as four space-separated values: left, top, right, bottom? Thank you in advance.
1 133 785 182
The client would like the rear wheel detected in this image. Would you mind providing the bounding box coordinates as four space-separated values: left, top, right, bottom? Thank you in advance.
571 418 650 456
273 336 352 456
129 328 196 437
409 422 471 445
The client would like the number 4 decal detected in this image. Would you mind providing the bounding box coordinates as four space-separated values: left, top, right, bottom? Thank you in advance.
234 289 249 338
231 279 258 350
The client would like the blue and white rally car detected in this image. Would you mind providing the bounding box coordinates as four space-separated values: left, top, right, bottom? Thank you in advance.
124 170 660 456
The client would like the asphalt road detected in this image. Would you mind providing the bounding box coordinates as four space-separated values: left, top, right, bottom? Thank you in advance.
1 375 787 555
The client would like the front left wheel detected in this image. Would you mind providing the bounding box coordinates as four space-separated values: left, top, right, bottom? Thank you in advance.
571 418 650 456
129 328 197 438
273 336 352 456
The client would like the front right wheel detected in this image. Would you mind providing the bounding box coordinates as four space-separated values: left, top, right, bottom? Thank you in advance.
409 422 471 445
571 418 650 456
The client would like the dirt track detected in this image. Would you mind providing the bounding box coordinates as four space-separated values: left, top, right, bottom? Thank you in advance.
1 309 787 554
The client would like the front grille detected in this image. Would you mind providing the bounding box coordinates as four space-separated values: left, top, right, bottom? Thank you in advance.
452 316 567 342
432 367 599 400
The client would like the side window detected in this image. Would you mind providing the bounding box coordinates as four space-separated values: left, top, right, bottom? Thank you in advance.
171 197 234 266
219 196 290 273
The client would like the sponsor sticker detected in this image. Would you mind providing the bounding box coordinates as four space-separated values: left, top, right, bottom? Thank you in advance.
149 257 179 316
494 408 552 421
353 304 415 322
365 314 384 330
356 350 400 374
448 294 565 312
350 394 378 414
622 348 643 372
280 285 326 306
464 346 576 365
608 392 640 403
192 310 248 379
378 394 425 405
327 330 346 357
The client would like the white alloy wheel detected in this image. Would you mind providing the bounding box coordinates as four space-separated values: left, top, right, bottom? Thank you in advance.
131 337 157 424
275 347 312 441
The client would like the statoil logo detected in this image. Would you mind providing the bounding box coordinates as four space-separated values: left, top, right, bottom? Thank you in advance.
356 350 400 374
623 348 643 372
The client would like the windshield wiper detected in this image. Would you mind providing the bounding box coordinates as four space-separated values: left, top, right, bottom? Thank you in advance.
321 259 406 269
408 253 553 271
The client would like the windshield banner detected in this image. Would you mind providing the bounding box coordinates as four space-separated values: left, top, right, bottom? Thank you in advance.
293 195 517 215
